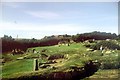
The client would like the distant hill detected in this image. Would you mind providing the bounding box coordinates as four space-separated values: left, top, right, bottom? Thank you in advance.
1 31 119 53
41 34 72 40
72 31 117 42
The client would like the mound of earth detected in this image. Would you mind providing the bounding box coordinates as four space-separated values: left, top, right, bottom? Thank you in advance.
48 54 64 60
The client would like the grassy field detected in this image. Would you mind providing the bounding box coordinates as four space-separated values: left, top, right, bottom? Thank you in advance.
84 69 119 80
30 43 87 54
1 59 33 78
1 42 120 79
88 69 119 78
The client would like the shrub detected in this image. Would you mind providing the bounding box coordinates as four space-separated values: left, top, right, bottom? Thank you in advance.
90 41 120 50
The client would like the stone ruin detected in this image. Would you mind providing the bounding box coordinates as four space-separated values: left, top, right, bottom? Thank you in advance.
12 49 24 55
7 60 101 80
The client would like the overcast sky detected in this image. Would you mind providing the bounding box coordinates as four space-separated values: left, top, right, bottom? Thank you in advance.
0 2 118 39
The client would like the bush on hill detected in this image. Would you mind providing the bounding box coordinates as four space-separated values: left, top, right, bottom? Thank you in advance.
90 41 120 50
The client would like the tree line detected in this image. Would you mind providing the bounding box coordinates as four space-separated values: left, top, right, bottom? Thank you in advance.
72 31 117 42
1 31 120 53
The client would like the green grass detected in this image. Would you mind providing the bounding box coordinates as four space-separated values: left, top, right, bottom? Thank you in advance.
30 43 87 55
2 59 34 78
88 69 119 78
1 42 120 79
2 43 89 78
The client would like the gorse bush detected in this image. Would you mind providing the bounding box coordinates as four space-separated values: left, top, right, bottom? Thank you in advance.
87 50 120 69
90 40 120 50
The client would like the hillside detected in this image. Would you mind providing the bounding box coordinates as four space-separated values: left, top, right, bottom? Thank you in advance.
1 31 119 53
1 31 120 79
1 40 120 79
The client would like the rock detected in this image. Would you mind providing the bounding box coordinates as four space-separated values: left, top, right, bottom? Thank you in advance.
39 64 50 68
17 57 24 60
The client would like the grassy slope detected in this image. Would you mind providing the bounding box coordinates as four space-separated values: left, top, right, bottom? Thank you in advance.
32 43 87 54
89 69 119 78
2 59 33 78
1 42 120 79
2 43 90 78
